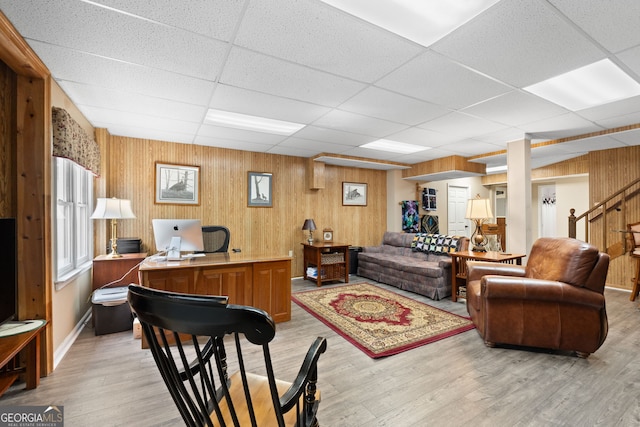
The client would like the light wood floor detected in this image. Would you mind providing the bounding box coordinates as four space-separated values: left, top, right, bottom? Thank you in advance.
2 277 639 426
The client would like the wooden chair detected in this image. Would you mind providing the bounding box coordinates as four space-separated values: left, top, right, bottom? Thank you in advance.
628 221 640 301
127 285 327 426
201 226 230 253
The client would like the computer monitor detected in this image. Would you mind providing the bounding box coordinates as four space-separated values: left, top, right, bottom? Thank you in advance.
152 219 204 260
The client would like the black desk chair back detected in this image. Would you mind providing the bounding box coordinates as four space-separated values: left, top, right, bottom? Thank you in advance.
201 226 230 253
127 284 327 427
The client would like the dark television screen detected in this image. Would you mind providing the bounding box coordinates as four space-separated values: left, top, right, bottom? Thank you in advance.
0 218 17 326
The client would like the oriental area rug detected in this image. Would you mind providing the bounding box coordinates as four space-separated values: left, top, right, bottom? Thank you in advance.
292 283 474 358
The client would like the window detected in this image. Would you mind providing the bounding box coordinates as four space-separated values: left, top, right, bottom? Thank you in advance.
54 157 93 282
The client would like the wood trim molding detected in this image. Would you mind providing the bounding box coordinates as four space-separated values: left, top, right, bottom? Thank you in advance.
0 11 49 78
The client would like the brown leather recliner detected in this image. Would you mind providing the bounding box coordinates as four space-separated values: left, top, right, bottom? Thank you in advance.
466 237 609 358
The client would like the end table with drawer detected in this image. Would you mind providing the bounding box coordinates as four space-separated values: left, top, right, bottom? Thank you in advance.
302 242 350 287
450 251 525 302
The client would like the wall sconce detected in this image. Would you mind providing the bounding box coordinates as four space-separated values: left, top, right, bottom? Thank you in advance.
301 219 317 244
91 197 136 258
465 195 493 252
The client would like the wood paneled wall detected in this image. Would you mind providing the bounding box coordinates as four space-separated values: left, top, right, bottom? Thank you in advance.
96 133 387 277
0 60 15 217
588 146 640 291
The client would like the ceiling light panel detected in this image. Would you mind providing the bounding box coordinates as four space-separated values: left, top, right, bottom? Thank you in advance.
320 0 500 47
360 139 430 154
524 59 640 111
205 109 305 135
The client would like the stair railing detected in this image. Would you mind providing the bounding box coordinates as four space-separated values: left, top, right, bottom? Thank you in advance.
568 177 640 255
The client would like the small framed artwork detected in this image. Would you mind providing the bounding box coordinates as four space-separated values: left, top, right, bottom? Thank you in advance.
155 162 200 205
343 182 367 206
248 172 273 207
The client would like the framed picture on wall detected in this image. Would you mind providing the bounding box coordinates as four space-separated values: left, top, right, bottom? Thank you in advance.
155 162 200 205
343 182 367 206
248 172 273 207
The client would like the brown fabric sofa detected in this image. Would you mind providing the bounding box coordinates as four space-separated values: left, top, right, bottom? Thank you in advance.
357 232 469 300
466 237 609 358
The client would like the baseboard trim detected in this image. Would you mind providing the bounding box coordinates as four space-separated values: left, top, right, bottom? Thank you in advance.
53 308 92 369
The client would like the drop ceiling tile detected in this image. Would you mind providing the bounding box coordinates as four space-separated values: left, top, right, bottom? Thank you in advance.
391 148 458 164
106 126 195 145
194 136 274 152
443 139 505 157
385 127 458 148
220 48 367 107
575 94 640 122
338 147 405 161
34 42 215 105
277 137 354 154
59 82 207 123
338 87 449 126
81 106 201 135
609 128 640 146
558 135 628 153
418 112 508 139
616 45 640 80
432 0 605 87
311 110 408 137
530 153 586 169
234 0 423 83
521 113 603 139
1 0 227 80
210 84 331 124
267 145 321 158
91 0 246 41
292 126 372 147
197 124 287 144
472 127 528 146
549 0 640 53
376 51 512 109
463 91 568 127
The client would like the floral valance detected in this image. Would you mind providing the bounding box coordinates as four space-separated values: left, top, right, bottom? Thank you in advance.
52 107 100 176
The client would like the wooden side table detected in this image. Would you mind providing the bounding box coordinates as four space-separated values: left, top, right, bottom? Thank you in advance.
450 251 525 302
302 242 350 287
0 320 47 397
92 252 147 290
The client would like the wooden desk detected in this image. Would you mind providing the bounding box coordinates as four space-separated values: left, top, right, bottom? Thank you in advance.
450 251 525 302
93 252 147 290
302 242 350 287
139 253 291 323
0 320 47 397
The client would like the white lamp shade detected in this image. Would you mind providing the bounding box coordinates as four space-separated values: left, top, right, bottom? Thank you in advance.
465 198 493 220
91 198 136 219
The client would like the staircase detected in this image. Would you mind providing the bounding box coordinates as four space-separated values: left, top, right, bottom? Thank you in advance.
568 177 640 260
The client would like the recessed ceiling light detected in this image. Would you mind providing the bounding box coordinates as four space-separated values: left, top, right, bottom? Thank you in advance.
205 109 305 135
360 139 430 154
523 59 640 111
320 0 499 47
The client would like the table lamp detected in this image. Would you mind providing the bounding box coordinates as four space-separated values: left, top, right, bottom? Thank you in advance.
91 197 136 258
465 195 493 252
302 219 316 244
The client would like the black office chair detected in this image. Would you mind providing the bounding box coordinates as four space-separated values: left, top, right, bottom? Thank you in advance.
127 284 327 427
201 226 230 253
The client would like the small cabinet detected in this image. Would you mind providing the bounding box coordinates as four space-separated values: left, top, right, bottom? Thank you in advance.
302 242 350 287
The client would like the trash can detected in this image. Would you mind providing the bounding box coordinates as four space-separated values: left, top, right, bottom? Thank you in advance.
91 286 133 335
349 246 362 275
